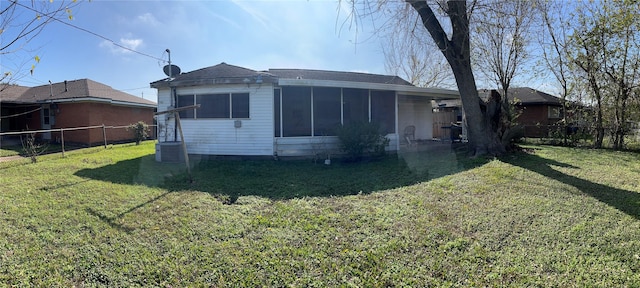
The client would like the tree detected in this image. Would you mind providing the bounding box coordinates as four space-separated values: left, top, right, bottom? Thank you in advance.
406 0 508 156
538 0 577 145
570 0 640 149
473 0 536 143
379 8 454 88
1 1 79 149
598 1 640 149
1 0 78 86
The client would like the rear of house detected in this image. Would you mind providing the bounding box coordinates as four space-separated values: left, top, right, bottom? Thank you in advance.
151 63 459 161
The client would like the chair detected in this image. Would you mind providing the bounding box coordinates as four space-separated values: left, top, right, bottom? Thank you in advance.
403 125 416 145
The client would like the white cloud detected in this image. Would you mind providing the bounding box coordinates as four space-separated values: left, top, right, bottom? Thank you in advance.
136 12 160 26
99 37 144 55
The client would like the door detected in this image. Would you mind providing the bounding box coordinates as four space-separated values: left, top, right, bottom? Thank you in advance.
41 104 52 140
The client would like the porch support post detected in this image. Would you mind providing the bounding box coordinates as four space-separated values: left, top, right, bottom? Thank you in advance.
174 113 192 183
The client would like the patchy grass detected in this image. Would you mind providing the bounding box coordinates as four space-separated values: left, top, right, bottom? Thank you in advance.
0 144 22 157
1 141 640 286
0 142 65 158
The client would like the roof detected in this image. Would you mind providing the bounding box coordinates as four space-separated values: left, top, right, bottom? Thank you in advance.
150 62 459 99
479 87 562 106
1 79 156 107
150 62 413 88
268 69 412 85
0 84 30 102
150 62 276 88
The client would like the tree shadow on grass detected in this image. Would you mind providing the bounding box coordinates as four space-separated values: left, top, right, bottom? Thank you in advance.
84 192 171 233
74 144 487 230
501 152 640 220
75 143 487 201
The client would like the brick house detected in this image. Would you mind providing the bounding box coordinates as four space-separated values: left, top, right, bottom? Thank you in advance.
479 87 564 137
1 79 156 146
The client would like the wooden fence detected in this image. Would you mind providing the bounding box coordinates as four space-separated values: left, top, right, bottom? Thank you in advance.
432 111 458 139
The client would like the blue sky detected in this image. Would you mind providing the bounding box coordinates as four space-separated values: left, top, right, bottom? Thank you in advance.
5 0 385 103
3 0 560 103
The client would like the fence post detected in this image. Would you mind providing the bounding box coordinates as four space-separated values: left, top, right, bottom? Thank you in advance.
60 128 65 158
102 124 107 149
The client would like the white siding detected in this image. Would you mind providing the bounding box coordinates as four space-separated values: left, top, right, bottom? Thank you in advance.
158 84 274 156
398 95 433 140
156 85 429 157
156 88 175 142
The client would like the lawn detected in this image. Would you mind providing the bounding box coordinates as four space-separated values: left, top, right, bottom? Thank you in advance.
1 141 640 286
0 145 22 157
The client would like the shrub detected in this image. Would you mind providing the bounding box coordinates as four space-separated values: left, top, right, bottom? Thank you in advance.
336 121 390 161
127 121 149 145
21 132 48 163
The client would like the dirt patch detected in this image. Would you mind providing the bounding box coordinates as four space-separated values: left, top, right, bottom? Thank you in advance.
0 155 24 162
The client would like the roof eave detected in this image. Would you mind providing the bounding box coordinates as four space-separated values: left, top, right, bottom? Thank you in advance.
277 79 459 100
151 76 278 89
42 97 156 108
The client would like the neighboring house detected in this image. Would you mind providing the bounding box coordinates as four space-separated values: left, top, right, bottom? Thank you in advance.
480 87 564 137
150 62 459 160
1 79 157 146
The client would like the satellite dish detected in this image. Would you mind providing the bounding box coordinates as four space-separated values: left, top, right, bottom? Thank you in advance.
163 64 181 77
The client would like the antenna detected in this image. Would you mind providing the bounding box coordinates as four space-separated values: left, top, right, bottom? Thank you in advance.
163 49 181 78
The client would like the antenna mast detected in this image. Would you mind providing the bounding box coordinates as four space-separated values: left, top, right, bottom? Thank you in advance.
166 49 172 78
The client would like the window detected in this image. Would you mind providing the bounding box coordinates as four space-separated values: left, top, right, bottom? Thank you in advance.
198 94 229 118
313 87 341 136
43 107 50 125
548 106 562 119
232 93 250 118
177 95 195 119
177 92 249 119
274 87 397 138
282 87 312 137
342 88 369 125
371 90 396 134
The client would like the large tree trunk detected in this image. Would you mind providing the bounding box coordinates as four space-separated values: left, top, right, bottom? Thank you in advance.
450 62 506 156
408 0 507 156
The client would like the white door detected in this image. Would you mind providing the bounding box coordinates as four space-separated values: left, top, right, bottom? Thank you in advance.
41 104 52 140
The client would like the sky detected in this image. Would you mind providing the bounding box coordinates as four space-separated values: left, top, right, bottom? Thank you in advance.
2 0 559 104
3 0 388 103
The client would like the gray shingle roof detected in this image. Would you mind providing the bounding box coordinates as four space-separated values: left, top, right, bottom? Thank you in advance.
480 87 562 105
150 62 414 87
173 62 260 80
2 79 156 106
0 84 30 102
268 69 412 85
510 87 562 105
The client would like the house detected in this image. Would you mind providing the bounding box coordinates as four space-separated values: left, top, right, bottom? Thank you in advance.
479 87 565 137
0 79 156 146
150 62 459 160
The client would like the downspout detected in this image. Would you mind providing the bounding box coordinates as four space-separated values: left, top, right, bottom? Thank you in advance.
172 85 177 142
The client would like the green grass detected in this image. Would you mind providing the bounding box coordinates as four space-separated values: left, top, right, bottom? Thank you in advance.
0 142 65 157
1 141 640 286
0 145 22 157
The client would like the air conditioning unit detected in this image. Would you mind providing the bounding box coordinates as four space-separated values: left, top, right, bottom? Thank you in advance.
155 142 185 163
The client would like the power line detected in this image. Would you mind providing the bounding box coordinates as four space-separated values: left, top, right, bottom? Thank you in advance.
13 1 166 63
